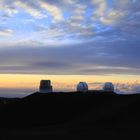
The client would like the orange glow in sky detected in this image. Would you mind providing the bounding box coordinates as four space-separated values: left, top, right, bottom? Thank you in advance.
0 74 140 90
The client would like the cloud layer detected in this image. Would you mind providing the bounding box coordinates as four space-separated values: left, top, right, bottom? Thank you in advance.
0 0 140 75
0 39 140 75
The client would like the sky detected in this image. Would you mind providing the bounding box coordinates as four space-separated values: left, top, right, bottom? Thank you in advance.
0 0 140 97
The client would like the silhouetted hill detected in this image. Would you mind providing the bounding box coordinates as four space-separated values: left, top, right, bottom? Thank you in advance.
0 91 140 139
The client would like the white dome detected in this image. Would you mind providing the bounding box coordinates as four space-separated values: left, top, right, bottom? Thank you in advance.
103 82 114 92
77 82 88 92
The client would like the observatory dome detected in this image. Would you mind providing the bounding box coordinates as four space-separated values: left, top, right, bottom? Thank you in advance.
103 82 114 92
77 82 88 92
39 80 53 93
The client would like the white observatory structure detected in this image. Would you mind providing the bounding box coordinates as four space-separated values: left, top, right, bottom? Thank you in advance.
39 80 53 93
103 82 114 92
77 82 88 92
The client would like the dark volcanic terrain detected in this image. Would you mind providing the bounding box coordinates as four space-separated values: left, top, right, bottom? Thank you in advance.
0 91 140 139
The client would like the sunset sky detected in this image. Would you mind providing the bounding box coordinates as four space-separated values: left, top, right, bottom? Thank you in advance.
0 0 140 97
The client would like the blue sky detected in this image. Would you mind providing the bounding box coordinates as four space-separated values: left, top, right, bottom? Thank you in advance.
0 0 140 75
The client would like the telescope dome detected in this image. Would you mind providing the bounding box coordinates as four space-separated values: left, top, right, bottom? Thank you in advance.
103 82 114 92
39 80 53 93
77 82 88 92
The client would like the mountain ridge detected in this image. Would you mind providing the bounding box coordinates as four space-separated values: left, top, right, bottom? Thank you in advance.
0 91 140 139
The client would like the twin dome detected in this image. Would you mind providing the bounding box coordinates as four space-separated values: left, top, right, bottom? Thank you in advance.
76 82 114 92
103 82 114 92
77 82 88 92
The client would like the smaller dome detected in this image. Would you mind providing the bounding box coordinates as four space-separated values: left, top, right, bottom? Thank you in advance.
103 82 114 92
77 82 88 92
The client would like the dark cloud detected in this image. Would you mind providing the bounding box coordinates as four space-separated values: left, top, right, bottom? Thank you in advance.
0 38 139 75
